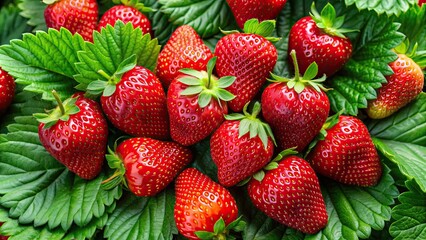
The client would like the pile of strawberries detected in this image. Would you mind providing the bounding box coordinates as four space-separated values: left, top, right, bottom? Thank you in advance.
0 0 424 239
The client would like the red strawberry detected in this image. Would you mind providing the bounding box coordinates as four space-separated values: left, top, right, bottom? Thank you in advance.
35 91 108 180
419 0 426 5
366 53 424 119
87 57 169 139
261 50 330 152
156 25 214 88
167 57 235 146
210 102 275 187
103 137 192 197
226 0 287 29
0 222 8 240
288 3 354 77
43 0 98 42
215 19 278 112
248 151 328 234
0 67 15 115
97 0 152 35
174 168 243 240
307 115 382 187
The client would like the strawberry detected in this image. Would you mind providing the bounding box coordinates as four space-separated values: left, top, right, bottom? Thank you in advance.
103 137 192 197
366 53 424 119
43 0 98 42
0 222 8 240
226 0 287 29
35 91 108 180
210 102 275 187
307 115 382 187
97 0 152 35
288 3 354 77
0 67 15 115
261 50 330 152
247 150 328 234
215 19 278 112
87 56 169 139
419 0 426 5
174 168 244 240
167 57 235 146
156 25 214 88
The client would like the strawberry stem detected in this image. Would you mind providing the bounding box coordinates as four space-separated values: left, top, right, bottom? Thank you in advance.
290 50 301 81
52 90 65 115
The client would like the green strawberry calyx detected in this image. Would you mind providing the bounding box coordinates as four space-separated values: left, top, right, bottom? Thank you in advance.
179 57 236 108
195 216 246 240
252 147 299 182
310 2 357 39
114 0 155 13
42 0 59 5
33 90 80 129
225 102 276 150
271 50 329 94
102 141 129 190
394 38 426 69
87 54 137 97
221 19 280 42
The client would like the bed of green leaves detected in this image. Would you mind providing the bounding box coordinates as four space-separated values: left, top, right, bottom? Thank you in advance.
0 0 425 239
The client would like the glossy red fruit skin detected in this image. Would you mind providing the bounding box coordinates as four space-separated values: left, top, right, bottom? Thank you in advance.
167 76 228 146
261 82 330 152
288 16 352 77
419 0 426 5
366 54 424 119
44 0 98 42
215 33 277 112
308 115 382 187
210 120 274 187
226 0 287 29
248 156 328 234
101 66 169 140
156 25 213 88
0 67 15 115
97 5 151 35
38 93 108 179
174 168 239 240
116 137 192 197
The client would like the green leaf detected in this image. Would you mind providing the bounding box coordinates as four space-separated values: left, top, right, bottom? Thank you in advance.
144 0 177 45
307 165 398 240
327 13 404 115
368 93 426 192
0 28 86 101
103 189 177 240
115 54 137 75
75 21 160 91
0 103 121 231
390 180 426 240
344 0 416 17
0 4 32 45
159 0 234 38
18 0 47 31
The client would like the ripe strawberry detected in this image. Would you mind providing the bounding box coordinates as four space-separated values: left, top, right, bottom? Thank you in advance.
97 0 152 35
35 91 108 180
419 0 426 5
366 53 424 119
210 102 275 187
167 57 235 146
288 3 354 77
0 67 15 115
261 50 330 152
87 57 169 139
103 137 192 197
156 25 214 88
43 0 98 42
248 152 328 234
226 0 287 29
307 115 382 187
174 168 243 240
0 222 8 240
215 19 278 112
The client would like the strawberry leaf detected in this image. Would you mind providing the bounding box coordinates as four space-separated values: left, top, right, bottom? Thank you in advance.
158 0 234 38
17 0 47 31
307 164 398 239
0 101 121 231
0 4 31 44
327 13 404 115
103 189 177 240
75 21 160 91
344 0 416 17
0 28 85 101
389 180 426 240
144 0 177 45
368 93 426 192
